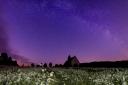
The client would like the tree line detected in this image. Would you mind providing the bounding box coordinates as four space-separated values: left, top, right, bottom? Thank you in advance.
0 52 18 66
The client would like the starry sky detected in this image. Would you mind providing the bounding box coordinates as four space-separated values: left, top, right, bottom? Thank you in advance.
1 0 128 64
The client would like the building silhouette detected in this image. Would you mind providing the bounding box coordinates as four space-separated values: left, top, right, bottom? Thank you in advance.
63 55 128 68
64 55 80 67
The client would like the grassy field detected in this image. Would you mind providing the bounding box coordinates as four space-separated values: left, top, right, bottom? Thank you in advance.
0 67 128 85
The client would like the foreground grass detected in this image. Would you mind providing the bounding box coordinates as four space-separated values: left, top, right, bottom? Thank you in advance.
0 67 128 85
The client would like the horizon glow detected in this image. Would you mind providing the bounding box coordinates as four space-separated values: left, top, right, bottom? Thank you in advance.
0 0 128 64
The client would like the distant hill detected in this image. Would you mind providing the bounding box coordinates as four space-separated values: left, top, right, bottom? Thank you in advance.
79 61 128 67
63 55 128 68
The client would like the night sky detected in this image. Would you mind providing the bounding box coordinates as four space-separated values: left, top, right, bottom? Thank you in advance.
1 0 128 64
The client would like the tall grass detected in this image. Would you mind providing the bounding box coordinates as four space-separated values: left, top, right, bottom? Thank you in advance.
0 67 128 85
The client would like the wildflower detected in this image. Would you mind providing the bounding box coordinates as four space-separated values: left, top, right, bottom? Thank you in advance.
42 69 45 72
50 72 54 77
42 69 47 72
122 76 127 85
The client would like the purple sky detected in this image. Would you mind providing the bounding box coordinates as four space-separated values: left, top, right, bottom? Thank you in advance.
1 0 128 64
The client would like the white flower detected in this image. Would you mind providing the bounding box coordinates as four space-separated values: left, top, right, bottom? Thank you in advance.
50 72 54 77
122 76 127 85
42 69 46 72
40 82 45 85
47 77 54 83
42 69 45 72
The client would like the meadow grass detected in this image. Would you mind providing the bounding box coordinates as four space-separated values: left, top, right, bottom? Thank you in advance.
0 67 128 85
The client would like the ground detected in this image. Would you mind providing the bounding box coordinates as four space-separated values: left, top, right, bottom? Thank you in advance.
0 67 128 85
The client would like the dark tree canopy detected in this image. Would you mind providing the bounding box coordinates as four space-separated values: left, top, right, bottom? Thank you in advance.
0 52 18 66
49 62 52 68
31 63 35 67
43 63 47 68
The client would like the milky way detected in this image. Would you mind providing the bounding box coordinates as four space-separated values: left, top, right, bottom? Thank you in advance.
2 0 128 64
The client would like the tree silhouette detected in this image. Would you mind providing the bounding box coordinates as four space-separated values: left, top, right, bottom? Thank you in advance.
55 64 59 67
12 61 18 66
8 57 12 62
49 62 52 68
0 52 18 66
31 63 35 67
36 64 40 67
43 63 47 68
8 57 12 65
59 64 63 67
41 63 43 67
1 53 8 65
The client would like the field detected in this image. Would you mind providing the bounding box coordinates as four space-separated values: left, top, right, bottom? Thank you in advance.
0 67 128 85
